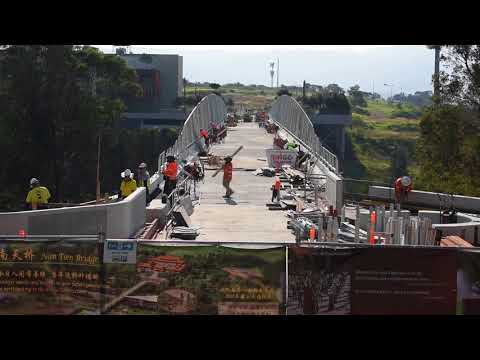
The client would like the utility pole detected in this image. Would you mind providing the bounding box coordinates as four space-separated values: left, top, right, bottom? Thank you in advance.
276 57 279 88
302 80 306 100
269 62 275 88
384 83 393 101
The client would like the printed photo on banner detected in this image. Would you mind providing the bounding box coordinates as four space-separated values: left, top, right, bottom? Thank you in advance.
106 245 286 315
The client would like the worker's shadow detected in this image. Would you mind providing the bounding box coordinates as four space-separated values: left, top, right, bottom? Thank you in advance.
224 198 238 205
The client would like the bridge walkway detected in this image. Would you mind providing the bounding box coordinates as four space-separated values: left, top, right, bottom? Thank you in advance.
189 122 296 244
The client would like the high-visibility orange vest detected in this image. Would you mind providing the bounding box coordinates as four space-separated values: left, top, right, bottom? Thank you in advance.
274 179 281 190
223 162 233 181
163 162 178 180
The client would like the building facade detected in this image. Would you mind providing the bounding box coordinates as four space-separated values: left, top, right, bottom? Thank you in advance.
118 53 186 129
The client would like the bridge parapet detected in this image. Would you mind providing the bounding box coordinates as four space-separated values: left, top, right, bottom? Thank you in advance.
269 95 339 174
156 94 227 172
269 95 343 210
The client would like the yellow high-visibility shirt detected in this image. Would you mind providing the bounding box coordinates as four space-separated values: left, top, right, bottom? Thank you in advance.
120 179 137 198
26 186 51 205
138 171 151 191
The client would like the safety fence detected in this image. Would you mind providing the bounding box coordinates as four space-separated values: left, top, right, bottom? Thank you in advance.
269 95 339 174
0 236 479 315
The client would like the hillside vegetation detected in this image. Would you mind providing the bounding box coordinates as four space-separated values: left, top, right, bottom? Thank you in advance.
345 100 421 185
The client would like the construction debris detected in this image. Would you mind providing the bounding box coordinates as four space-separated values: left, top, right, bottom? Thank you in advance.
440 235 473 247
170 226 200 240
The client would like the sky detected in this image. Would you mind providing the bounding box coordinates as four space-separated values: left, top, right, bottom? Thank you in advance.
94 45 435 98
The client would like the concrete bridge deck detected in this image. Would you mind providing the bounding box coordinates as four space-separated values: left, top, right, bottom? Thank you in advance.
189 123 296 244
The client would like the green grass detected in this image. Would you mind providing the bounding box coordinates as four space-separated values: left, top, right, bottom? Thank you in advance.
346 100 423 183
362 99 419 119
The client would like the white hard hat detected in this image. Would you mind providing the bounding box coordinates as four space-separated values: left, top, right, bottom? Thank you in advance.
121 169 133 178
30 178 39 185
401 176 411 187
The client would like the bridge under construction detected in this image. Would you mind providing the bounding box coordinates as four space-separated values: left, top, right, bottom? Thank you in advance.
2 93 480 316
0 94 479 247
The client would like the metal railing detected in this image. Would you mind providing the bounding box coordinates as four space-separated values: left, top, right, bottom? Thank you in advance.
157 94 227 173
269 95 339 174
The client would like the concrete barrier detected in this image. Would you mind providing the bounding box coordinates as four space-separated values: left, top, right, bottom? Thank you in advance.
0 188 146 239
312 161 343 212
368 186 480 214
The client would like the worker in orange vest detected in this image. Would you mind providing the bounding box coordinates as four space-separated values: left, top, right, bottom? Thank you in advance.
222 156 234 198
200 128 210 148
394 176 412 204
271 176 282 203
162 155 178 199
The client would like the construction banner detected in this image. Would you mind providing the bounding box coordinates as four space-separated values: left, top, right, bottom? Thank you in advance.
265 149 297 169
350 247 457 315
105 244 286 315
287 246 458 315
0 239 102 315
287 246 357 315
457 249 480 315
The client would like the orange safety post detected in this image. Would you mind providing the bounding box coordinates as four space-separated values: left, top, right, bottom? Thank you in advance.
369 211 376 244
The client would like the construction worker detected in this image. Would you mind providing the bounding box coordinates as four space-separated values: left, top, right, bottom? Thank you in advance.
137 162 151 204
287 141 298 150
271 176 282 203
119 169 137 200
394 176 412 204
222 156 234 198
26 178 51 210
162 155 178 199
200 128 210 148
209 122 218 144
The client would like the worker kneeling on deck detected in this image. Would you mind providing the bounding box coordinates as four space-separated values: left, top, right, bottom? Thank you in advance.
120 169 137 200
223 156 234 198
200 128 210 148
271 176 282 203
394 176 412 204
162 155 178 199
286 141 298 151
26 178 51 210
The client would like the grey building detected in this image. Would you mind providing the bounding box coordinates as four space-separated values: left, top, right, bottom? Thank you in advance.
119 53 186 129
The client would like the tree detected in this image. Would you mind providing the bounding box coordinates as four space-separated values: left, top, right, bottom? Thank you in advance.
209 83 221 90
325 83 345 95
348 85 367 107
0 45 142 208
277 88 291 97
426 45 442 104
391 145 409 179
437 45 480 111
416 105 480 196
